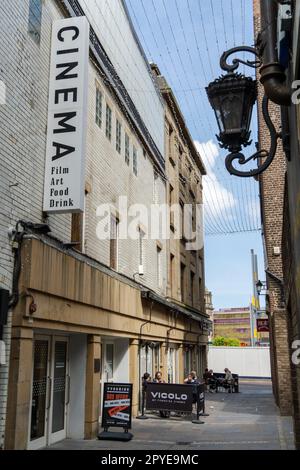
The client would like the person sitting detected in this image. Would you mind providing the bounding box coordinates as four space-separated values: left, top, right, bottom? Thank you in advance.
184 373 194 384
184 371 200 406
153 371 170 418
203 368 211 382
222 368 234 392
142 372 151 392
205 369 217 392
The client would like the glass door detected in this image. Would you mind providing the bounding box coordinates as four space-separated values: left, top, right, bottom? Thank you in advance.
48 337 69 445
29 336 50 450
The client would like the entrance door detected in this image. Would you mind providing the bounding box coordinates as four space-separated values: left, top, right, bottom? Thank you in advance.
28 335 69 449
48 337 69 445
29 336 50 449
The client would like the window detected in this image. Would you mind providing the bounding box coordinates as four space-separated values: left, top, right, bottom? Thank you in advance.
199 278 203 303
180 263 186 303
125 133 130 165
71 191 87 253
190 271 195 306
133 145 138 176
153 344 160 373
106 104 112 141
169 184 175 229
153 171 159 204
116 119 122 154
180 200 185 240
28 0 42 44
157 246 162 288
110 215 119 270
95 88 102 128
168 125 176 166
169 254 174 296
184 348 192 377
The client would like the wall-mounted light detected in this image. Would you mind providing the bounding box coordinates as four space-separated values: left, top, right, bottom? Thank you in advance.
206 46 282 177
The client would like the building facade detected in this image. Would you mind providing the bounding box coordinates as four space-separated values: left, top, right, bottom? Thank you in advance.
0 0 210 449
253 0 293 418
253 0 300 448
205 289 214 341
212 308 252 346
151 66 208 378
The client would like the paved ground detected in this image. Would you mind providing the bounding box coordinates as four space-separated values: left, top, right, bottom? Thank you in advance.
50 379 295 450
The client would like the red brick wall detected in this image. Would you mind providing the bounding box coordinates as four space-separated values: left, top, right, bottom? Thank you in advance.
253 0 293 416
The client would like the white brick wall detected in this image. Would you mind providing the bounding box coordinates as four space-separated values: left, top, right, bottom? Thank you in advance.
0 0 166 447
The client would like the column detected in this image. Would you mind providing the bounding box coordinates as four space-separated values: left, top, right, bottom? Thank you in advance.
129 339 139 417
5 327 33 449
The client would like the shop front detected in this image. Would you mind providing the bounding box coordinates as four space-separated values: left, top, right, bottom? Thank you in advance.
5 237 209 449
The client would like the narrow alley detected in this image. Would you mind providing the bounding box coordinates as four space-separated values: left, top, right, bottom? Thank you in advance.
50 380 294 451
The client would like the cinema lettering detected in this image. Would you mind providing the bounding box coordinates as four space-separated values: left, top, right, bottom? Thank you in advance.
43 16 89 213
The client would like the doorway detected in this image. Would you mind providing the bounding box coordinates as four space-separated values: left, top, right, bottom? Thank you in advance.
28 335 69 449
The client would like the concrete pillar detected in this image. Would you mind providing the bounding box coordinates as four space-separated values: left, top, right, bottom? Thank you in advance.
178 345 184 383
129 339 139 417
84 335 101 439
5 327 33 450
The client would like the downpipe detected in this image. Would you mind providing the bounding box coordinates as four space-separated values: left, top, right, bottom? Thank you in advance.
259 0 291 106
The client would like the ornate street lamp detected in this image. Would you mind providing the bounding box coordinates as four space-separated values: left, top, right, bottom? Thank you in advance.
206 46 281 177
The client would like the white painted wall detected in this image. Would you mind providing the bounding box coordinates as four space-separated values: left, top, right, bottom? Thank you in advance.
78 0 164 155
114 338 130 383
68 334 87 439
208 346 271 378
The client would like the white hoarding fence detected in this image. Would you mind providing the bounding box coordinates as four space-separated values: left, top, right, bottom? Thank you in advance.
208 346 271 378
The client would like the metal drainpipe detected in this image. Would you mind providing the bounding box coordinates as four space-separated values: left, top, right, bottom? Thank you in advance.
259 0 291 105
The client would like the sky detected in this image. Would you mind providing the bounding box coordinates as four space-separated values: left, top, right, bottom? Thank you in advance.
126 0 266 310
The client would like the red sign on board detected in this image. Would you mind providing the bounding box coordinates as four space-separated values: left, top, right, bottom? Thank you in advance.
257 318 269 332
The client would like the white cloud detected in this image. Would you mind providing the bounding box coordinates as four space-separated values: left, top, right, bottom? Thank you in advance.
194 140 219 169
195 139 237 221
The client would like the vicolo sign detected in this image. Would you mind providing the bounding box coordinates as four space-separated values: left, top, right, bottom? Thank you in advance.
43 16 89 213
150 392 188 401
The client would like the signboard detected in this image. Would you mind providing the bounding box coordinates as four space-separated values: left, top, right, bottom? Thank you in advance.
102 383 133 430
43 16 89 213
146 383 194 413
257 318 269 332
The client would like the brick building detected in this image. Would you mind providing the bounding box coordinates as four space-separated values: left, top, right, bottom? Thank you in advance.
0 0 210 449
253 0 293 417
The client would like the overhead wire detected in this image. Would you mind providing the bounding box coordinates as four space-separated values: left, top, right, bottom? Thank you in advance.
125 0 261 235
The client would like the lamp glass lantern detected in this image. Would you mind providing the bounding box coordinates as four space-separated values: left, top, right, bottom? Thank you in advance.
206 73 257 153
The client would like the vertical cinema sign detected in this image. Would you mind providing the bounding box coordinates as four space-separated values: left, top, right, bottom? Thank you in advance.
43 16 89 213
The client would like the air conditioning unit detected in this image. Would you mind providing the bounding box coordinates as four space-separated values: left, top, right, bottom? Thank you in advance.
138 265 144 276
